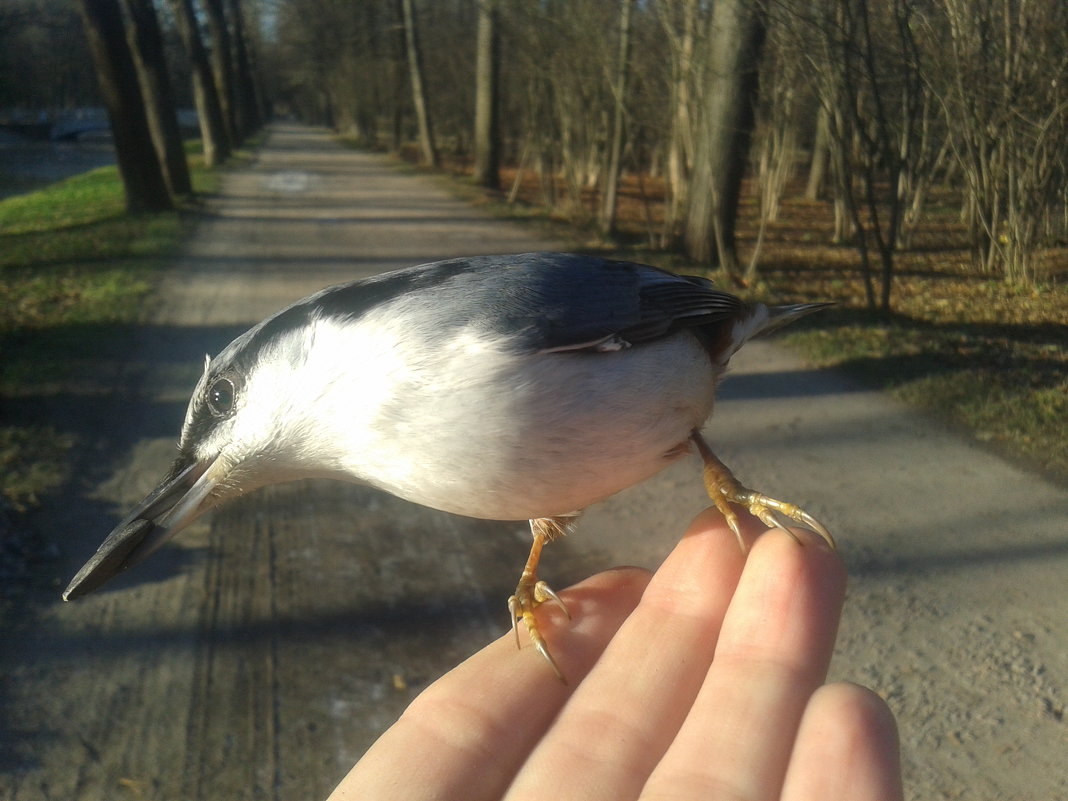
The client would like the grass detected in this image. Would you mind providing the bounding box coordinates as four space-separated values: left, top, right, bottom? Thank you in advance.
785 315 1067 477
0 144 224 512
0 426 74 512
742 225 1068 479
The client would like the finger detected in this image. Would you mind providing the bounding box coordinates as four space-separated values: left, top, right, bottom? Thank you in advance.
641 528 846 800
782 683 903 801
326 567 650 801
504 509 763 801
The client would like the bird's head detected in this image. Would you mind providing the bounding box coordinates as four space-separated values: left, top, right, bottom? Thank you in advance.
63 311 360 601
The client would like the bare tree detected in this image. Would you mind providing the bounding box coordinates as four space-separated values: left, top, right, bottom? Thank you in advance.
937 0 1068 284
76 0 171 212
473 0 500 189
795 0 928 311
656 0 701 246
684 0 767 277
228 0 262 138
753 21 806 227
122 0 192 196
599 0 634 235
202 0 238 144
520 1 618 216
744 19 807 279
803 105 830 200
241 0 1068 299
400 0 437 166
168 0 230 166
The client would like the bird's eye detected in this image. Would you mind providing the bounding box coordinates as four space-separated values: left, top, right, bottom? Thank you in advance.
207 377 237 417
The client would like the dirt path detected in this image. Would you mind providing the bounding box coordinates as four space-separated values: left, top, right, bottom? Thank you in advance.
2 123 1066 800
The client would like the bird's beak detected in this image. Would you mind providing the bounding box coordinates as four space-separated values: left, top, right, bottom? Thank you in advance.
62 455 223 601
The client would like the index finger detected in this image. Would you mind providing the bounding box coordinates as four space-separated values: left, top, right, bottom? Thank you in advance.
326 566 650 801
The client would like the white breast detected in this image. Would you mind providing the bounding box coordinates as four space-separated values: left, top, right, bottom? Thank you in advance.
317 320 717 521
241 312 717 521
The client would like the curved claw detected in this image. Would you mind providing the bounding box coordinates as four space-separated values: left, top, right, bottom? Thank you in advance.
507 595 522 649
534 580 570 619
717 502 748 553
532 638 565 683
508 581 568 683
764 510 805 546
796 508 836 549
743 492 836 550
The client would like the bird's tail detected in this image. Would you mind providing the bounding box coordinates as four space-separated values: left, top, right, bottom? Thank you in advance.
758 302 834 337
718 301 832 365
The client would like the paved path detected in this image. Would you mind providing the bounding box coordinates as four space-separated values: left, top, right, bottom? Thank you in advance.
2 124 1066 800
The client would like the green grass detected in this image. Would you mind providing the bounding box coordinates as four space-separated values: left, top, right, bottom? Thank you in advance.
0 155 215 334
0 147 221 512
0 425 74 512
784 317 1068 479
0 167 127 234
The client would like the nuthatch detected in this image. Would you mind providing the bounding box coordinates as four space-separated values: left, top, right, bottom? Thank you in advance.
64 252 833 678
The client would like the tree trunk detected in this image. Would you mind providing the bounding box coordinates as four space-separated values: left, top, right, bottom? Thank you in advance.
122 0 192 196
805 104 830 200
168 0 230 166
400 0 437 167
683 0 767 275
227 0 261 138
473 0 500 189
76 0 172 213
202 0 238 145
599 0 633 235
665 0 697 244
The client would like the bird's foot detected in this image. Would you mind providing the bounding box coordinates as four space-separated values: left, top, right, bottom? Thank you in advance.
708 474 836 551
508 577 569 682
692 433 835 551
507 517 576 682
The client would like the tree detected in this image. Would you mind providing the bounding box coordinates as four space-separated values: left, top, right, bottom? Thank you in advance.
659 0 700 245
122 0 192 196
202 0 238 144
0 0 96 110
228 0 262 138
473 0 500 189
799 0 929 311
507 1 630 219
400 0 437 167
76 0 172 213
804 105 830 200
684 0 767 278
599 0 634 235
937 0 1068 284
168 0 230 166
745 18 808 279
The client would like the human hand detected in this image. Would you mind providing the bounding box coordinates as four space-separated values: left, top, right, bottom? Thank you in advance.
327 509 903 801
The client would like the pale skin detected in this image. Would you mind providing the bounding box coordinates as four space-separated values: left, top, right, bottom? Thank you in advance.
328 509 904 801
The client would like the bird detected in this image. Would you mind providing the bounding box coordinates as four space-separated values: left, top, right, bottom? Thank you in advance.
62 252 833 679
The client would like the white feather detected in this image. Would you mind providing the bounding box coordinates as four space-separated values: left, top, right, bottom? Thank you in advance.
213 312 717 521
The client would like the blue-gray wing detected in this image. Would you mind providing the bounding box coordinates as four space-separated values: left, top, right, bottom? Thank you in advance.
253 252 747 356
384 252 748 353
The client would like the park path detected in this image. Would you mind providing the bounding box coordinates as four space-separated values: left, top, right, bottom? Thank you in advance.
2 123 1066 800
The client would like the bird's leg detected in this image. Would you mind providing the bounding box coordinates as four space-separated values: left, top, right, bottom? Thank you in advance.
507 515 576 681
691 431 835 551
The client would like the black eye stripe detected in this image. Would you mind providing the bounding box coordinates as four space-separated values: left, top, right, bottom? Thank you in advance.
207 377 237 417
